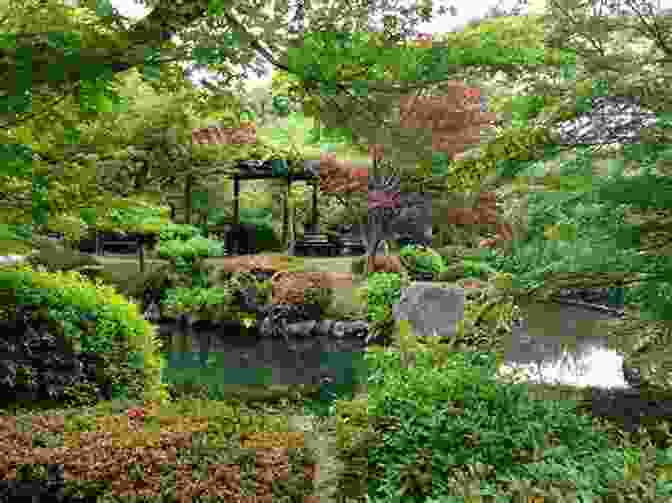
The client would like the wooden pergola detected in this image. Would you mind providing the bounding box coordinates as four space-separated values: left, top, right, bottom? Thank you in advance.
229 159 322 244
191 125 324 246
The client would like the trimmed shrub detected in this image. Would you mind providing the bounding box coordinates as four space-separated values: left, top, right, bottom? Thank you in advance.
0 263 171 412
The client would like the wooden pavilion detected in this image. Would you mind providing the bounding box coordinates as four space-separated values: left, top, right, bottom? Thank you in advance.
190 124 357 255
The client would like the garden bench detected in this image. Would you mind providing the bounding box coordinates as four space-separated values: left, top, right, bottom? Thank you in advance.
333 234 366 256
293 227 338 257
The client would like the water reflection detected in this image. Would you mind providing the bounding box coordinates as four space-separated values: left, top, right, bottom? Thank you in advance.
497 346 630 389
495 301 632 389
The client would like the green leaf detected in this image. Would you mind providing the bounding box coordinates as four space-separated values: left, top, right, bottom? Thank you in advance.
95 0 114 17
142 63 162 81
0 143 33 177
207 0 227 16
63 128 81 145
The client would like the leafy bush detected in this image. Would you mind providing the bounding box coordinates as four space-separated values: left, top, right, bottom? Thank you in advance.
0 264 171 408
161 286 233 320
461 257 497 279
436 245 475 265
226 270 273 311
0 303 114 412
303 285 334 315
157 223 203 243
157 236 225 262
358 348 631 502
398 244 446 276
357 272 405 324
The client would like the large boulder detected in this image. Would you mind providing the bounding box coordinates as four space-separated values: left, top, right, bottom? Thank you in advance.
392 282 465 339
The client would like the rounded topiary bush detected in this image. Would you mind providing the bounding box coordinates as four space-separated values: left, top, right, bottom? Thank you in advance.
0 263 172 412
398 244 446 277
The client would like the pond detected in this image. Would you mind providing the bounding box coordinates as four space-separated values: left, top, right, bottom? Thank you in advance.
154 300 635 392
154 316 370 397
493 299 672 436
496 300 632 389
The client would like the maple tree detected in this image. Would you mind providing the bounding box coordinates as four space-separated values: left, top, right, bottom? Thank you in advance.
316 64 510 274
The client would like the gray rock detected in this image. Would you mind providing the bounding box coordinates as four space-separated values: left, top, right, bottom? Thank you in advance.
552 95 659 146
314 319 336 337
259 304 314 339
284 320 318 337
393 283 465 338
143 300 161 322
332 320 369 338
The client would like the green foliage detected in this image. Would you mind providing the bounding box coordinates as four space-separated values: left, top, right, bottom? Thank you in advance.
358 349 629 501
157 223 204 243
240 206 273 227
398 244 446 276
114 264 184 308
436 245 476 264
0 263 171 407
161 286 233 320
303 285 334 315
156 236 226 262
226 270 272 308
350 256 367 277
248 221 284 253
461 257 497 280
358 272 404 324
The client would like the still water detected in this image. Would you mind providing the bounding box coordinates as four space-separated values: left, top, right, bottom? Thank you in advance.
495 300 632 389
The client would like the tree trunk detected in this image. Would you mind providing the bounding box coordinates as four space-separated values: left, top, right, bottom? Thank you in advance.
138 235 145 274
184 173 193 225
364 238 384 277
282 178 290 248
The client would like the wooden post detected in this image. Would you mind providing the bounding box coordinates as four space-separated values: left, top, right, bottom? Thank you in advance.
311 180 319 229
234 175 240 227
137 234 145 274
184 174 193 225
282 175 290 248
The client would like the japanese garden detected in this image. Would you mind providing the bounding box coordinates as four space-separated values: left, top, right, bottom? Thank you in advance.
1 0 672 501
